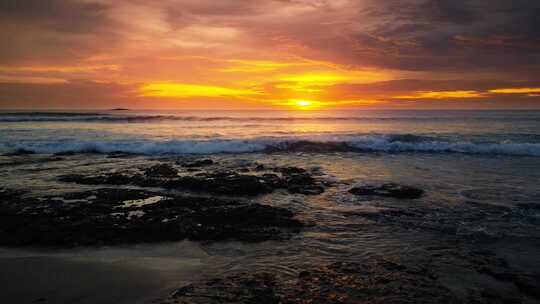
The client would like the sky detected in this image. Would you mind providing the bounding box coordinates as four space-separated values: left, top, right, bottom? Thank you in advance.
1 0 539 110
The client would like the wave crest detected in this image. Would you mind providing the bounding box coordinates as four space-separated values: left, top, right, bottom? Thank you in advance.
2 135 540 156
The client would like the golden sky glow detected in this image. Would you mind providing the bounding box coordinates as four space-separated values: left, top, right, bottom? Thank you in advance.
139 82 261 98
488 88 540 94
0 0 539 109
395 91 486 99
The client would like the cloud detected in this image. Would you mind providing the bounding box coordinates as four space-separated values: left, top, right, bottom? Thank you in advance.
0 0 121 65
0 80 134 108
1 0 540 109
489 88 540 94
297 0 540 72
0 0 112 33
317 79 540 107
139 82 261 98
395 90 486 99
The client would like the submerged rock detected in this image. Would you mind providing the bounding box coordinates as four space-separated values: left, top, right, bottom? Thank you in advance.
54 151 76 156
106 152 135 158
144 163 178 177
179 159 214 168
163 259 459 304
59 165 326 196
0 188 303 247
59 173 134 185
349 183 424 199
168 172 274 196
273 167 306 175
285 172 324 195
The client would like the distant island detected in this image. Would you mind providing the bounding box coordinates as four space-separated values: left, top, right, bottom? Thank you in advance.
110 108 130 111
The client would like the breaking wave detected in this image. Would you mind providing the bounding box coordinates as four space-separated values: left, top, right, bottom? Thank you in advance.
2 134 540 156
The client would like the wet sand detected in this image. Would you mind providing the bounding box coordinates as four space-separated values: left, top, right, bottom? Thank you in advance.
0 256 166 304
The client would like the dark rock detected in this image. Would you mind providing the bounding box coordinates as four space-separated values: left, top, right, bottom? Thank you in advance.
60 166 327 196
171 285 195 297
106 152 134 158
59 173 134 185
164 259 459 304
273 167 325 195
179 159 214 168
349 183 424 199
169 173 273 196
273 167 306 175
54 151 76 156
0 188 302 247
144 164 178 177
170 273 280 304
285 173 324 195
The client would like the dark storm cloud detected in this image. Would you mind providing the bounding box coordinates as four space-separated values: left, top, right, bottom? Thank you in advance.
0 0 112 33
0 0 120 65
421 0 480 24
0 80 134 108
349 0 540 71
2 0 538 72
392 0 482 25
163 1 262 31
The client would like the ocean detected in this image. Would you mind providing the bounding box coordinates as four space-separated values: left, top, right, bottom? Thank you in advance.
1 109 540 156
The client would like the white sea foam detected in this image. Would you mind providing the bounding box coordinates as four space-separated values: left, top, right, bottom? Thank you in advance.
1 135 540 156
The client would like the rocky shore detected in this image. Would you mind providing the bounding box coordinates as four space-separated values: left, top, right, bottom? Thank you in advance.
1 153 539 304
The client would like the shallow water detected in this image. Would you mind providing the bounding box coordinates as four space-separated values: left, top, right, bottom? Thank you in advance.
1 152 539 303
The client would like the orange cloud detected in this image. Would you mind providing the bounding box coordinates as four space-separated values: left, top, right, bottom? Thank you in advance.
395 90 486 99
0 75 68 84
139 82 261 98
489 88 540 94
217 59 311 73
0 65 120 73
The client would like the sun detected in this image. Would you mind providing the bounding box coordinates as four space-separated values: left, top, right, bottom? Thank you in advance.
282 99 322 110
295 99 313 108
